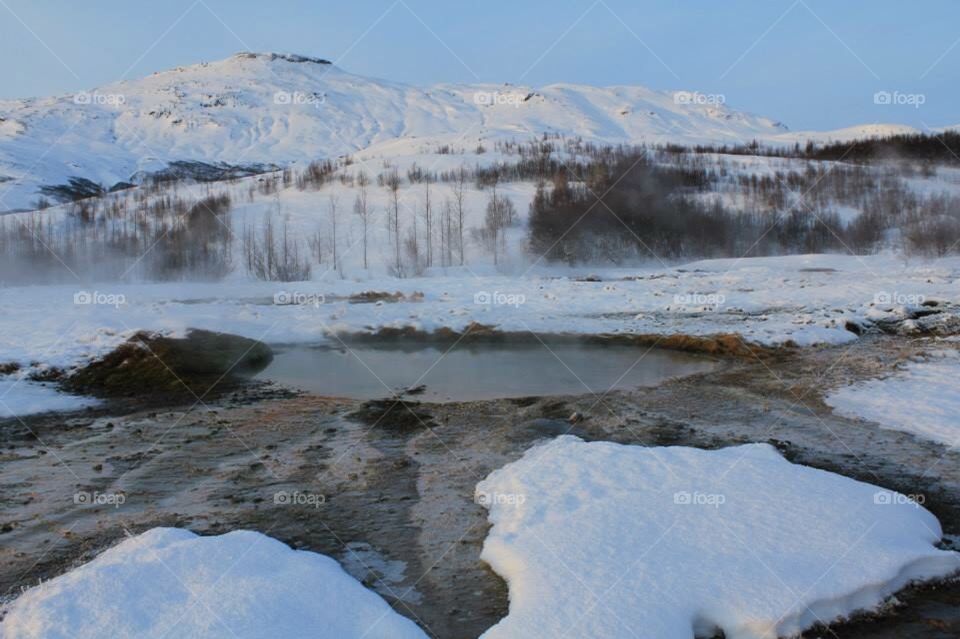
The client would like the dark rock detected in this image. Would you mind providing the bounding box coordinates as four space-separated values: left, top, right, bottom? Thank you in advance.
0 362 21 375
66 329 273 399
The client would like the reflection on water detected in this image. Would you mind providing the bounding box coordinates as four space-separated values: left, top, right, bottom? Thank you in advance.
256 342 718 402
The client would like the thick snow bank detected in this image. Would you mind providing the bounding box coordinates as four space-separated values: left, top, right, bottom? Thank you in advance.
0 528 427 639
826 349 960 447
476 437 959 639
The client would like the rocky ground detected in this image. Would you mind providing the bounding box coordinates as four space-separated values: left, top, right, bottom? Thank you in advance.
1 334 958 638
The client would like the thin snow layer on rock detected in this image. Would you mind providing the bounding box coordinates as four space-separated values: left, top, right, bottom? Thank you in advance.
0 378 99 418
476 437 960 639
0 528 427 639
826 349 960 447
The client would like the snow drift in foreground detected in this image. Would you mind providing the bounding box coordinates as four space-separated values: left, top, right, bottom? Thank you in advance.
826 349 960 447
0 528 427 639
476 437 959 639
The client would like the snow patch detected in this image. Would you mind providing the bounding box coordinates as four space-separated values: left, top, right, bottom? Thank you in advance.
0 528 428 639
0 378 99 419
476 436 959 639
826 349 960 447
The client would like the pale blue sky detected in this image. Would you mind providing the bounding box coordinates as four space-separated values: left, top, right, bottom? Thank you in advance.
1 0 956 130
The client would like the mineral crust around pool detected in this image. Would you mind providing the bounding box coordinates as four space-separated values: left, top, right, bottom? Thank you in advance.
475 436 960 639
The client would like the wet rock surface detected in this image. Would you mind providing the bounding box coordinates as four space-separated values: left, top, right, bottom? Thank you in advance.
1 335 958 637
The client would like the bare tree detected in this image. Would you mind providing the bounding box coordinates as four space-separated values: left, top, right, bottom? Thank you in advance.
243 216 311 282
424 181 433 268
353 171 371 270
328 193 341 276
452 167 467 265
483 193 516 266
441 198 453 267
385 169 402 274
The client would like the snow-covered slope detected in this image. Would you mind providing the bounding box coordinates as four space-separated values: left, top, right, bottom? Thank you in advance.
0 52 793 211
775 123 923 145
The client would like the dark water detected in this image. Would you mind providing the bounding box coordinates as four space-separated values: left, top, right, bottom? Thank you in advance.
256 342 718 401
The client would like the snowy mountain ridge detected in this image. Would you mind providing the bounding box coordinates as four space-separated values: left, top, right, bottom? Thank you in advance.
0 51 920 211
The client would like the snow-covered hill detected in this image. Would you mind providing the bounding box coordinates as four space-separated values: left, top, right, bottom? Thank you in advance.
0 51 798 211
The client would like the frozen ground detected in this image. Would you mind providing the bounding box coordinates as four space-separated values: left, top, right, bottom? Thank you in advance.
0 527 428 639
476 436 960 639
826 348 960 447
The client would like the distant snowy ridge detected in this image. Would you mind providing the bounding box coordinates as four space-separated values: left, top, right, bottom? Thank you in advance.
0 50 810 211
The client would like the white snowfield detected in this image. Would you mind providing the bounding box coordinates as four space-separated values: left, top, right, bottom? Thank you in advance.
476 437 960 639
0 528 428 639
826 349 960 447
0 51 923 212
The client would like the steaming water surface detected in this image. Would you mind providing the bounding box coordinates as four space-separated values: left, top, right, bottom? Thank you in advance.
256 342 718 402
